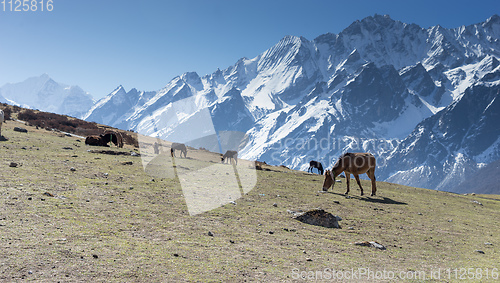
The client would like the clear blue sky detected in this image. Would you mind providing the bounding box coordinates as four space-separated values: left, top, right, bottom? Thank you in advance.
0 0 498 100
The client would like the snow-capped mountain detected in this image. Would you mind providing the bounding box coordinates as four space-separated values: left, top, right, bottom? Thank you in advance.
0 74 94 118
85 14 500 193
83 85 156 128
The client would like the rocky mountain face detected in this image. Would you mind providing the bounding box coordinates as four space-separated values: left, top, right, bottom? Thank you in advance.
83 14 500 193
0 74 94 118
382 56 500 191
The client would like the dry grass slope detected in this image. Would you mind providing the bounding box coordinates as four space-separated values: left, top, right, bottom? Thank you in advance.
0 118 499 282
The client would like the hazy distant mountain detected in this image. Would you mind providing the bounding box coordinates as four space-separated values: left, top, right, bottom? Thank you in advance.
0 93 7 104
0 74 94 118
84 14 500 193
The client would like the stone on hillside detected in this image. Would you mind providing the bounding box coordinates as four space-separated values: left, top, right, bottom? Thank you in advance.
292 209 341 228
353 241 386 250
13 127 28 133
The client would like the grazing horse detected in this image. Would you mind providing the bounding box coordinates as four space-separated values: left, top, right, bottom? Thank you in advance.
171 142 187 158
221 150 238 165
308 160 324 175
0 109 4 137
322 152 377 196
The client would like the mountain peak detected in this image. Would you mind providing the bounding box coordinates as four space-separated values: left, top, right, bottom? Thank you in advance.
346 14 397 32
181 71 201 83
275 35 305 47
371 13 393 21
39 73 51 80
110 85 127 96
486 14 500 25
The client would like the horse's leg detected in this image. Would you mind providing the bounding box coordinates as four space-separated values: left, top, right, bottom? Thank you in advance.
354 174 364 196
368 169 377 196
345 173 350 195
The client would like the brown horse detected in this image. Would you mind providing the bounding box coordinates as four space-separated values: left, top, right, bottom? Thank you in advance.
308 160 324 175
322 152 377 196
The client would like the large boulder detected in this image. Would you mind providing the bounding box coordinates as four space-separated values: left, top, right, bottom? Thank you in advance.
292 209 342 228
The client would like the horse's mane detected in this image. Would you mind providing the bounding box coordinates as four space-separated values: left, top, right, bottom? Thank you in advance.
340 152 353 158
332 152 353 170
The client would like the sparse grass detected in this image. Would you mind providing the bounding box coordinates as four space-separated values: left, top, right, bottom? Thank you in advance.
0 119 499 282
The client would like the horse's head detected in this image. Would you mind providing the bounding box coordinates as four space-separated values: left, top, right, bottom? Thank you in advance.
322 170 335 191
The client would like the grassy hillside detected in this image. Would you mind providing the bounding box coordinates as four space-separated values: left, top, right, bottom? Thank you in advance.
0 118 499 282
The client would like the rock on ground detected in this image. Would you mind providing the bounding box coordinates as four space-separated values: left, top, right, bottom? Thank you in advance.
292 209 341 228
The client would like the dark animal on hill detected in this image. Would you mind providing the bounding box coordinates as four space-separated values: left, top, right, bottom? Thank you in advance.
322 152 377 196
308 160 324 175
171 142 187 158
221 150 238 165
85 135 107 146
85 131 123 148
102 131 123 148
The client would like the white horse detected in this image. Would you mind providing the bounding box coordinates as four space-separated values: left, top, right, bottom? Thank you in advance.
0 109 4 137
